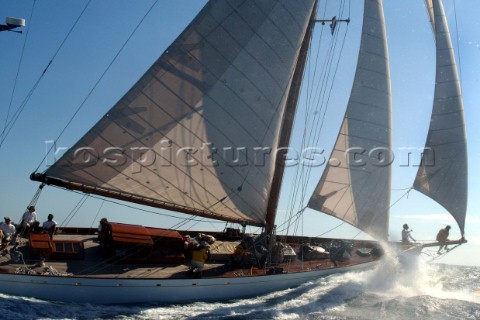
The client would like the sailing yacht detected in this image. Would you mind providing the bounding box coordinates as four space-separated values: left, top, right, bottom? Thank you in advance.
0 0 468 304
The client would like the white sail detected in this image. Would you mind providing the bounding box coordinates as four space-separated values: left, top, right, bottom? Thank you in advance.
414 0 468 235
40 0 317 226
424 0 435 29
308 0 392 240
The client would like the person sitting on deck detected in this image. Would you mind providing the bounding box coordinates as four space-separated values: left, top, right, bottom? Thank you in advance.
19 206 40 235
401 224 416 244
231 242 251 268
42 214 57 237
436 225 451 254
188 241 210 278
0 216 16 253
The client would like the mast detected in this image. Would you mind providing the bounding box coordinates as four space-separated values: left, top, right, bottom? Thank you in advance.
265 2 318 236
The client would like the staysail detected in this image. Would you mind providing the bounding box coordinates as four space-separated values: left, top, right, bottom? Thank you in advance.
308 0 392 240
33 0 317 227
414 0 468 235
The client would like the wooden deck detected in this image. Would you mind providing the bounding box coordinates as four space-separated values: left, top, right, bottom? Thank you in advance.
0 232 381 280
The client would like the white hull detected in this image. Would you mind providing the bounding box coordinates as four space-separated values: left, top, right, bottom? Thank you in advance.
0 261 377 304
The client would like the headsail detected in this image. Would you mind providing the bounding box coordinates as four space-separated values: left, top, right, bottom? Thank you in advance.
414 0 468 235
33 0 317 227
308 0 392 240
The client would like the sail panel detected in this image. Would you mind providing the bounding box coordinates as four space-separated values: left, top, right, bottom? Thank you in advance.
308 0 392 240
424 0 435 30
414 0 468 235
43 0 317 226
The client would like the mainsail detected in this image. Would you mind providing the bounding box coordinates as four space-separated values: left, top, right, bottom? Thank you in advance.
308 0 392 240
33 0 317 227
414 0 468 235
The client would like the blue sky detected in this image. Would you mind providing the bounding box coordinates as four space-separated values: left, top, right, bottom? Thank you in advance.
0 0 478 266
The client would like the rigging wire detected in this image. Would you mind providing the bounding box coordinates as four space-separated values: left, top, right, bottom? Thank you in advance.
16 183 45 231
423 241 463 262
303 0 349 186
282 0 350 238
34 0 159 172
282 2 328 237
51 185 226 226
284 15 335 235
89 199 105 229
60 194 88 228
0 0 93 151
0 0 37 144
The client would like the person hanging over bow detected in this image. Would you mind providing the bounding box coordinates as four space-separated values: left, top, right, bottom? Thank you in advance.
436 225 451 254
401 224 416 244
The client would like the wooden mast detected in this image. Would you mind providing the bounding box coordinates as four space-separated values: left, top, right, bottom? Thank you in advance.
264 2 318 236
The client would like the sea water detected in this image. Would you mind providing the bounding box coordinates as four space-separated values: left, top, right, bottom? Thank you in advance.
0 251 479 319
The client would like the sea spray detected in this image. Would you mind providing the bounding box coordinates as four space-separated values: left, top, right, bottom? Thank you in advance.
361 241 404 292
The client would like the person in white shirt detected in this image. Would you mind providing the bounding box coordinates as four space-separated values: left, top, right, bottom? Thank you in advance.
0 216 16 252
42 214 57 237
401 224 416 244
20 206 39 234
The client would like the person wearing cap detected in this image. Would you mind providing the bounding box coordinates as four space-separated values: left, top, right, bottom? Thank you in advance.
42 214 57 237
0 216 16 252
20 205 39 234
401 223 415 244
436 225 451 253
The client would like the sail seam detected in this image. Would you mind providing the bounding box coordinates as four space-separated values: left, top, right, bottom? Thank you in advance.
435 78 460 84
125 0 315 224
351 83 389 95
143 72 279 210
362 32 386 43
265 1 304 46
431 109 463 116
214 2 293 90
90 113 265 223
357 64 389 77
423 138 466 146
428 126 465 132
348 99 390 111
336 134 390 148
117 116 268 222
151 0 298 144
344 116 391 131
277 1 308 30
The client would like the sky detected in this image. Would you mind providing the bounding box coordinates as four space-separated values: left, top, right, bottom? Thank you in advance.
0 0 478 266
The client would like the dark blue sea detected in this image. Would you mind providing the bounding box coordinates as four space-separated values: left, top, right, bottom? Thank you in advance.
1 254 479 319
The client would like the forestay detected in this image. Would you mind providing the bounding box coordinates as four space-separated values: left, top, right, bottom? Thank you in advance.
308 0 392 240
